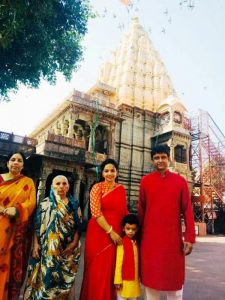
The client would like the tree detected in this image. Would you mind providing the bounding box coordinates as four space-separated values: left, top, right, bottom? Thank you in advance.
0 0 94 100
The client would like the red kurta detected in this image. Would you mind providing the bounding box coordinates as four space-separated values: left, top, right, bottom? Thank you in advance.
79 183 128 300
138 170 195 291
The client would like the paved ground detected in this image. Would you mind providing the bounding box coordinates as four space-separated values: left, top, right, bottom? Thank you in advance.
182 235 225 300
75 235 225 300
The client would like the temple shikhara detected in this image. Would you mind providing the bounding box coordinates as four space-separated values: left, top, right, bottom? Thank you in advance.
1 18 224 234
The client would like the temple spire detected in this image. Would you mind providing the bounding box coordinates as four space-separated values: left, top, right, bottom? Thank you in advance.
98 17 180 112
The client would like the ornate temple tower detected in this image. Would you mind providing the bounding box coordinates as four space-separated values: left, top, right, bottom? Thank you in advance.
98 17 176 111
89 17 192 211
25 17 192 213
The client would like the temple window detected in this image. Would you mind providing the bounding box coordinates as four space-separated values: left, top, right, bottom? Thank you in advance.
84 124 91 151
161 111 170 125
175 145 187 163
73 119 91 150
63 120 69 136
73 120 85 141
55 121 61 135
94 125 108 154
173 111 182 124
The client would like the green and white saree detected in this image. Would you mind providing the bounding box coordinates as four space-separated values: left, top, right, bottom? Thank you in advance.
24 189 81 300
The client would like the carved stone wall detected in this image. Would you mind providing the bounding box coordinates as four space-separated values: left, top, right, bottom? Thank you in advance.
115 105 155 211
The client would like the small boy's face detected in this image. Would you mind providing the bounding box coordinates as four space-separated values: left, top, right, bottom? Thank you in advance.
123 223 138 239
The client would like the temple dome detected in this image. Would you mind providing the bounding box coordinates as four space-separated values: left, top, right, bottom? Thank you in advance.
97 17 177 112
157 95 187 113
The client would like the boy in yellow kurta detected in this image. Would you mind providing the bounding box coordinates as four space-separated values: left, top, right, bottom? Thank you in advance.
114 214 141 300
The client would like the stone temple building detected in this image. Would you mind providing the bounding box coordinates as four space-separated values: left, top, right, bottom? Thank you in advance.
0 18 193 221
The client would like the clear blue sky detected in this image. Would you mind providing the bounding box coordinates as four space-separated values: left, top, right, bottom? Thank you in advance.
0 0 225 137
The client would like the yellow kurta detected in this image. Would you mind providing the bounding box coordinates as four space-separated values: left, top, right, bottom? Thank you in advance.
114 240 141 298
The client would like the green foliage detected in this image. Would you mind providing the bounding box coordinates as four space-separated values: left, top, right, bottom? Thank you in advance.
0 0 94 100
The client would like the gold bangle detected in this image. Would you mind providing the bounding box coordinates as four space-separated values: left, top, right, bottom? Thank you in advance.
106 225 113 234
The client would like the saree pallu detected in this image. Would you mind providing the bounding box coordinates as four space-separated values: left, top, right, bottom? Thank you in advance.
24 192 81 300
79 184 128 300
0 175 36 300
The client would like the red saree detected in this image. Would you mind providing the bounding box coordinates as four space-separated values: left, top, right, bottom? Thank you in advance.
79 183 128 300
0 175 36 300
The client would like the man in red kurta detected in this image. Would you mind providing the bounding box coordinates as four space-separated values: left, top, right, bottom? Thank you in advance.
138 145 195 300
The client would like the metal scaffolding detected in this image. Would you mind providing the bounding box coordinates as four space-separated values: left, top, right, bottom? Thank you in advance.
190 110 225 233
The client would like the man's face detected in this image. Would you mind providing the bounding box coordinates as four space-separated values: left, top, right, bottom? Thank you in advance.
152 152 169 172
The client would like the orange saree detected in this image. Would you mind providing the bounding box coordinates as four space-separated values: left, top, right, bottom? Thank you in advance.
0 175 36 300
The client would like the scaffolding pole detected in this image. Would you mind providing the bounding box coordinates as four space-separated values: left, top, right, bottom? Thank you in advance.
190 110 225 233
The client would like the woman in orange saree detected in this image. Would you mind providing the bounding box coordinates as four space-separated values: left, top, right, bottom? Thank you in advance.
79 159 128 300
0 151 36 300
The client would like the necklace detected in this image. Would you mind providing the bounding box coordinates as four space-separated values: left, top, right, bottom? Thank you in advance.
104 182 117 192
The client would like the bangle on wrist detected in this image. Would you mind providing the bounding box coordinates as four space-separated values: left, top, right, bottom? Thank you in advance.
106 225 113 234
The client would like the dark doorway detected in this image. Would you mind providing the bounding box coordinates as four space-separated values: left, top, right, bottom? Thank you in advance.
79 181 85 212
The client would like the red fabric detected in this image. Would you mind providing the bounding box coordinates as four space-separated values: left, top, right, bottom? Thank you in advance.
8 219 33 300
16 203 24 222
122 236 135 280
138 171 195 291
79 184 128 300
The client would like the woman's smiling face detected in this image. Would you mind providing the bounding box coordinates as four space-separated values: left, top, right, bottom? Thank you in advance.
102 163 117 183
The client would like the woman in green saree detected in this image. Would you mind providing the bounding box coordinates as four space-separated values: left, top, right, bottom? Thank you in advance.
24 175 82 300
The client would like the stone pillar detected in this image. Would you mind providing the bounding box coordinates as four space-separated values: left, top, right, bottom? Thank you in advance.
37 164 52 203
68 113 76 138
59 118 64 135
88 124 93 152
82 177 93 222
167 140 175 169
186 141 193 182
186 142 190 170
109 126 115 157
73 172 83 198
37 176 47 204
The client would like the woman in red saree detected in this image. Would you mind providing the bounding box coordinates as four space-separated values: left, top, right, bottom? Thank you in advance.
79 159 128 300
0 151 36 300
